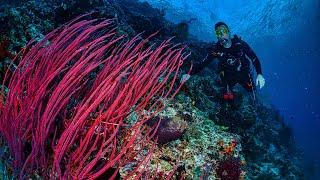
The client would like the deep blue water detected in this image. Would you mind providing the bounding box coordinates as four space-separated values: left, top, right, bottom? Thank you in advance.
261 20 320 179
142 0 320 178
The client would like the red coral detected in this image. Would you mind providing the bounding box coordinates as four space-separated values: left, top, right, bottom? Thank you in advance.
0 14 190 179
0 37 14 60
217 139 238 155
216 158 242 180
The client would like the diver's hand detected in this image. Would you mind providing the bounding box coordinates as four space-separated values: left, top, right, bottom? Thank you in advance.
256 74 265 89
180 74 191 83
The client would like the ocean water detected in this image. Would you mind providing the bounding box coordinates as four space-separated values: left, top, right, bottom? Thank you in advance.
142 0 320 179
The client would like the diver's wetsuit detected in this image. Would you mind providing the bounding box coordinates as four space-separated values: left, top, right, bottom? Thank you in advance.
191 35 262 93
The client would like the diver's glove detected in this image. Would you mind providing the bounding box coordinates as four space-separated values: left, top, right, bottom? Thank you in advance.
180 74 191 83
256 74 265 89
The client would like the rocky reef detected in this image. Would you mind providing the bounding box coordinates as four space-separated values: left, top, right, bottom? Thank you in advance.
0 0 303 179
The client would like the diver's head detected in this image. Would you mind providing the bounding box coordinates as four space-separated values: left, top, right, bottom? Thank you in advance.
215 22 231 48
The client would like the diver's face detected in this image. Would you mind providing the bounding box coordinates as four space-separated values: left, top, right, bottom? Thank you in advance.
215 25 231 47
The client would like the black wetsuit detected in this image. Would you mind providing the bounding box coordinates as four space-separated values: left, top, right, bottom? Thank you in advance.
191 35 262 92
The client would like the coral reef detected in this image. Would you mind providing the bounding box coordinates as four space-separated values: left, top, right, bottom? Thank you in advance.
0 14 188 178
118 97 246 178
145 115 188 145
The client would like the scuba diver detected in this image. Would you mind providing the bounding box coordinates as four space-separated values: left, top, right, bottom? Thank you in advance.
181 22 265 101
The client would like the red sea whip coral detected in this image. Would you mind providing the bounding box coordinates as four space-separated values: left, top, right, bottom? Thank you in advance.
0 14 190 179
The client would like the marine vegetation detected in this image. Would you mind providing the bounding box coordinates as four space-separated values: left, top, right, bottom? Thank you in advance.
0 13 189 179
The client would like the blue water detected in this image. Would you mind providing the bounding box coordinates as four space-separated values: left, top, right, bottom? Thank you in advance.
142 0 320 178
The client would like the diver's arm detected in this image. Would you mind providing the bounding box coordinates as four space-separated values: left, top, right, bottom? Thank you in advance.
241 40 262 75
240 39 265 88
190 44 221 75
190 55 213 75
180 57 214 83
180 44 220 83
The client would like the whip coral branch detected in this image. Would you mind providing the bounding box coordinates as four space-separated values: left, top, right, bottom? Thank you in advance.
0 14 189 179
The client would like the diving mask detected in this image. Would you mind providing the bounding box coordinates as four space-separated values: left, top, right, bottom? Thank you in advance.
215 25 229 38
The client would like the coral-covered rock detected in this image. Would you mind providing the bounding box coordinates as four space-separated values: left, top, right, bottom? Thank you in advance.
146 115 188 144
